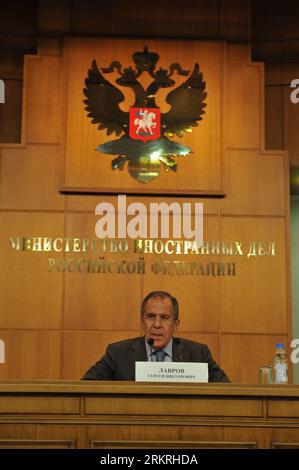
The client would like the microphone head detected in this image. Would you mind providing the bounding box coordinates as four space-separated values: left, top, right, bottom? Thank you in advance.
147 338 154 346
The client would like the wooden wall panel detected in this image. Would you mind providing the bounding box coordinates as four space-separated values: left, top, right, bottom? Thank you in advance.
37 0 250 42
178 333 219 362
0 424 82 448
66 194 220 215
71 0 219 37
0 55 23 144
0 145 65 210
142 215 220 333
64 212 142 330
0 331 61 379
0 80 22 143
38 0 71 35
0 57 23 80
221 334 288 384
86 425 227 448
0 30 291 385
222 427 269 449
0 2 37 37
64 268 142 331
0 212 64 329
219 0 251 41
265 85 283 150
283 83 299 166
62 330 140 380
221 150 286 215
220 217 287 334
227 47 262 149
265 63 299 166
25 55 62 144
64 38 224 193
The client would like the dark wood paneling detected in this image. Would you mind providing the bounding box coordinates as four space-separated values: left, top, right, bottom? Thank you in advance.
0 79 22 143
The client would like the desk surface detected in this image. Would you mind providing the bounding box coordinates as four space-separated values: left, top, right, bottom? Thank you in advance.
0 381 299 449
0 380 299 396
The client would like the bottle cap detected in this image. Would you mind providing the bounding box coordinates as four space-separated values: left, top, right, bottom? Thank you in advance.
276 343 285 348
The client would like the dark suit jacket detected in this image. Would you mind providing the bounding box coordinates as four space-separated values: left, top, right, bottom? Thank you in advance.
82 336 230 382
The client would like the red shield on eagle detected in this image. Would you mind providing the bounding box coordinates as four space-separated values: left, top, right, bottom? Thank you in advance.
129 107 161 142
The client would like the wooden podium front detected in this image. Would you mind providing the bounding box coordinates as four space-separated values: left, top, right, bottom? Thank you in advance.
0 381 299 449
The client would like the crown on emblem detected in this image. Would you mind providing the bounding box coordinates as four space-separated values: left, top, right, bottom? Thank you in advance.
132 47 159 71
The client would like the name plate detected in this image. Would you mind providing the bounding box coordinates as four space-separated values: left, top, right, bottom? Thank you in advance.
135 362 208 383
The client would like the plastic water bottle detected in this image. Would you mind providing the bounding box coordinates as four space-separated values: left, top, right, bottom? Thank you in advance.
273 343 288 384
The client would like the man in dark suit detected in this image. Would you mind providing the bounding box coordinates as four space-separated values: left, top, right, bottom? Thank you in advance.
82 290 230 382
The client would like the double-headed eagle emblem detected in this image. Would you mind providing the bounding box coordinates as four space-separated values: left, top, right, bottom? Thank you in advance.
84 47 207 183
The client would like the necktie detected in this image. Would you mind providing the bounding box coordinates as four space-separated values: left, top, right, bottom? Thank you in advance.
154 349 166 362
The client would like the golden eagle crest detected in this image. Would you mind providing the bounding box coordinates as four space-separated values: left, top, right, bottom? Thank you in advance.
84 47 207 183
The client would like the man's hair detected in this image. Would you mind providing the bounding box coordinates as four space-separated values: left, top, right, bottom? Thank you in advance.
140 291 179 320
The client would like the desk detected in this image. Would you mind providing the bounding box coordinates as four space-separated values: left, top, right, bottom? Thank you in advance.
0 381 299 448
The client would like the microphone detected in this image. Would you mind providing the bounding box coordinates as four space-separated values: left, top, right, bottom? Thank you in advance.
147 338 154 362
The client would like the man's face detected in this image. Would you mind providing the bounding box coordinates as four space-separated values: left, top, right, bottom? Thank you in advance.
141 296 179 350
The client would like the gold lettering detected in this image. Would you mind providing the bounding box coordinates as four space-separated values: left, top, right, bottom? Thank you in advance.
174 240 183 254
77 259 87 272
217 263 226 275
119 240 129 253
32 237 43 252
82 239 90 252
221 242 233 255
144 239 153 254
190 262 197 275
247 242 257 258
107 260 116 273
98 257 106 273
87 259 97 273
162 261 172 275
183 241 193 254
227 263 236 275
118 260 127 273
89 239 99 252
48 258 56 272
22 238 32 251
64 238 72 252
9 237 21 251
126 261 136 273
190 241 199 255
134 239 143 253
154 240 164 254
211 242 220 255
53 238 63 252
56 259 66 272
137 259 145 274
200 241 209 255
210 262 216 276
173 261 181 275
73 238 81 252
181 261 188 275
234 242 243 255
151 262 161 274
268 242 276 256
165 240 174 255
110 240 118 253
257 242 266 256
